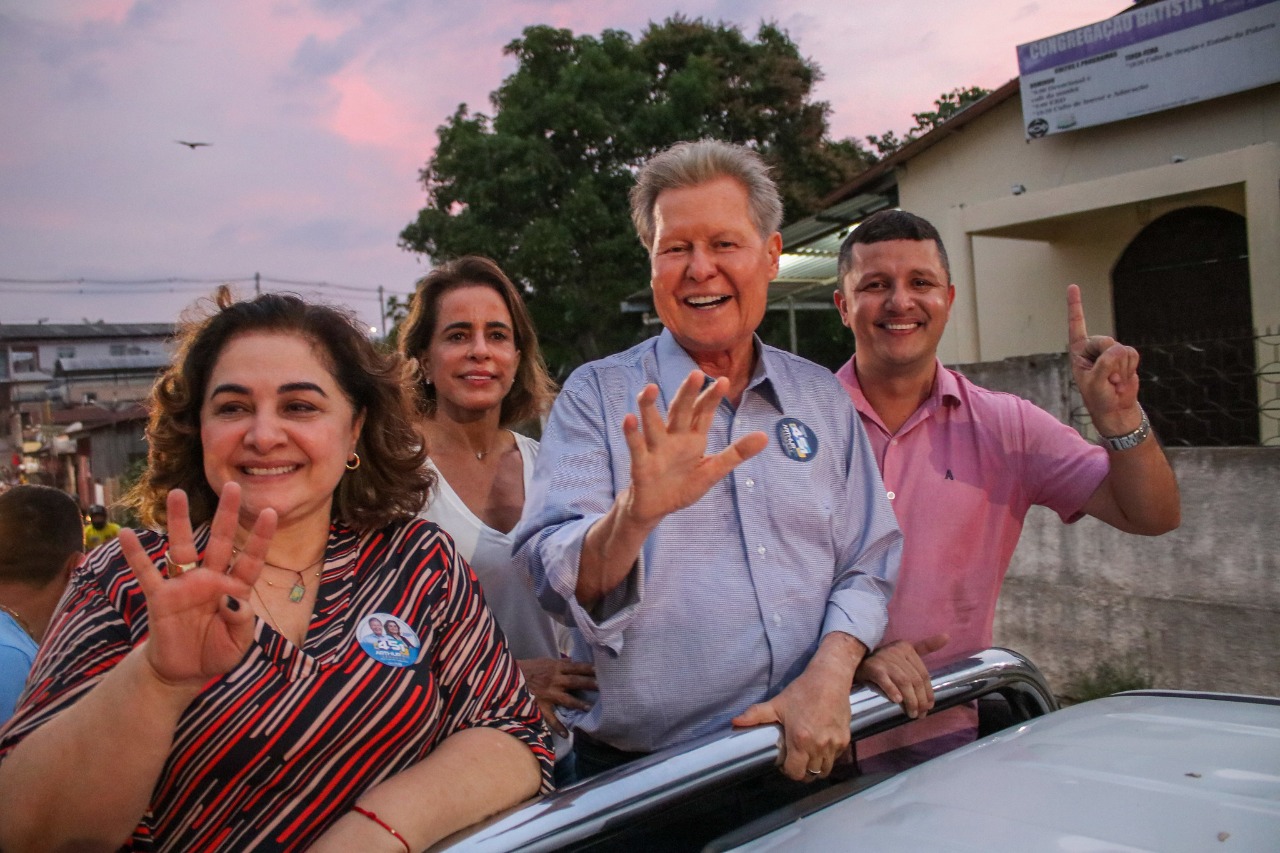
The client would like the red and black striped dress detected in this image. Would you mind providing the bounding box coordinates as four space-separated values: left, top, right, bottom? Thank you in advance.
0 518 554 851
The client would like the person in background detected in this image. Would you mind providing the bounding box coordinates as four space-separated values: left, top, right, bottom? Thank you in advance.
0 287 551 852
513 139 901 783
0 485 84 723
832 209 1180 770
400 256 595 783
83 503 121 550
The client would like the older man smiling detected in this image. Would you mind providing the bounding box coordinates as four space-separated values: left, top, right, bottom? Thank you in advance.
514 139 902 784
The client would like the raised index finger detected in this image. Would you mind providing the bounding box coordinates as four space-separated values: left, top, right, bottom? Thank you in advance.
1067 283 1088 346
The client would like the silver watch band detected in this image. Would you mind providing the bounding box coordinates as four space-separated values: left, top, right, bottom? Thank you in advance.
1100 406 1151 451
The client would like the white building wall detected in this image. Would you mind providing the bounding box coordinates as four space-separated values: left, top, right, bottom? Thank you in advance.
894 83 1280 364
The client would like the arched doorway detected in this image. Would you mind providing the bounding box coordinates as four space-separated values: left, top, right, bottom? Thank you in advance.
1112 206 1256 446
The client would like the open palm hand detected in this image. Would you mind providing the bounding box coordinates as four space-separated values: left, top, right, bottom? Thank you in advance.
621 370 767 528
118 483 276 689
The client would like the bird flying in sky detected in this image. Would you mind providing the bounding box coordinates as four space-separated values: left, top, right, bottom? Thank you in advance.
175 140 211 149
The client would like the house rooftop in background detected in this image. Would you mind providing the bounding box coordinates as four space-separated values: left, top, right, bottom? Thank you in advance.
1 321 175 426
1 321 173 498
0 322 174 342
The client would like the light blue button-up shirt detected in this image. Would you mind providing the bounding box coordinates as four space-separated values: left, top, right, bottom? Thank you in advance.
513 331 901 752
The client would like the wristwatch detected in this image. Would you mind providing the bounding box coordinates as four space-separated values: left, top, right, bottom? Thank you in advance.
1099 406 1151 451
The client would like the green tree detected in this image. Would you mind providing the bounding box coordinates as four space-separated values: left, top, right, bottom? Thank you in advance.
866 86 990 158
399 17 872 376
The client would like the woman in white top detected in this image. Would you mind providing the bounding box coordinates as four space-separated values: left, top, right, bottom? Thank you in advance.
400 256 595 773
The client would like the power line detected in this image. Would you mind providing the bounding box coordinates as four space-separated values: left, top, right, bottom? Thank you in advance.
0 274 391 292
0 274 413 303
259 276 389 296
0 276 248 285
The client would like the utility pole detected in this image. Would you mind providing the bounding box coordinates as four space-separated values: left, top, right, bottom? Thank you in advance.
378 285 387 337
254 272 261 296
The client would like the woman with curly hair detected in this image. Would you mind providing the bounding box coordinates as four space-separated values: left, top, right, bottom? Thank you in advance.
0 287 552 852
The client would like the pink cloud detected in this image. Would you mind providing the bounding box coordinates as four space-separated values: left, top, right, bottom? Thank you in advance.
327 72 421 157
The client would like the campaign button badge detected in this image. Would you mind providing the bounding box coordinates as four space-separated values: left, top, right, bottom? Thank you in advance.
776 417 818 462
357 612 422 667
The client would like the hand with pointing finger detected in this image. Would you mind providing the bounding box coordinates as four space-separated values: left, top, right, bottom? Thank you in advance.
1066 283 1144 436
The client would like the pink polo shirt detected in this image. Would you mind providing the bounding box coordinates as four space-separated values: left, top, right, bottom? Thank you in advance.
836 358 1108 760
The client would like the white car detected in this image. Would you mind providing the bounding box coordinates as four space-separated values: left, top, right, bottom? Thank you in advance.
714 690 1280 852
434 650 1280 852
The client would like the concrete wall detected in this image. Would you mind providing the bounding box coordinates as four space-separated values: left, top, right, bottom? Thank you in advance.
996 447 1280 699
955 355 1280 699
953 351 1078 424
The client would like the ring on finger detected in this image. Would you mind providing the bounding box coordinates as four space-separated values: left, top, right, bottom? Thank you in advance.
806 768 822 776
169 559 200 575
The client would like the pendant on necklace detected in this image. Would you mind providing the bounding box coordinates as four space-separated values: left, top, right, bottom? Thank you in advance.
289 579 306 603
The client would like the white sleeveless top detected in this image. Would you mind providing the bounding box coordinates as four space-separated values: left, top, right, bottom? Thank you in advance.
420 432 563 662
419 432 573 760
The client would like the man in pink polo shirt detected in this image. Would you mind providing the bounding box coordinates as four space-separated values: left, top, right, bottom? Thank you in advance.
832 209 1180 769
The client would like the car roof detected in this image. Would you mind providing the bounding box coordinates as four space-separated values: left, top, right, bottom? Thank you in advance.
722 691 1280 852
434 648 1060 851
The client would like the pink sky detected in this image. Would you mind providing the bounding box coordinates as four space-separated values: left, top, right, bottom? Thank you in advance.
0 0 1129 330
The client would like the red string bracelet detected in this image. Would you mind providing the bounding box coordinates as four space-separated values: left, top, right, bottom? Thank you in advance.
351 805 411 853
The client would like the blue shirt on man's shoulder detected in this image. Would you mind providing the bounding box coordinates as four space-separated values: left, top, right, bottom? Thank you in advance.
0 611 38 724
513 330 902 752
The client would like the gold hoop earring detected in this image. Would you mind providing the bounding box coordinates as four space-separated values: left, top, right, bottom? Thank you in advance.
345 452 361 471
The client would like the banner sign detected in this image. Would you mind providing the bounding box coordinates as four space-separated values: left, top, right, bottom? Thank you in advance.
1017 0 1280 138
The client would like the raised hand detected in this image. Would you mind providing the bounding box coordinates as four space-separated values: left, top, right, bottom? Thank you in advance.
118 482 276 690
1068 286 1179 532
1067 284 1143 435
577 370 768 607
620 370 768 529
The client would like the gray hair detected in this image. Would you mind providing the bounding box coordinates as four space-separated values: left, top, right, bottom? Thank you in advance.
629 139 783 251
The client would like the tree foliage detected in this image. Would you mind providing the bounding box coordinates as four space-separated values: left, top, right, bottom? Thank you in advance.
866 86 991 158
399 17 872 375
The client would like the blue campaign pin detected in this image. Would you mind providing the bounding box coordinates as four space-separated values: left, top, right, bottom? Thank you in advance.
356 612 423 668
776 417 819 462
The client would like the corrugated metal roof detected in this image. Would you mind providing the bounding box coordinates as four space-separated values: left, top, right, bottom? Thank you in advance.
0 323 174 342
779 193 895 248
54 353 172 375
62 403 150 432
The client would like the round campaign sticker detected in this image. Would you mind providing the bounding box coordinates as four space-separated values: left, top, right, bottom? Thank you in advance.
776 417 819 462
357 613 422 667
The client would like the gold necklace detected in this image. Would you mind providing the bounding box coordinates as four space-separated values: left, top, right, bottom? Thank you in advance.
236 550 325 603
253 585 283 635
0 603 34 640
